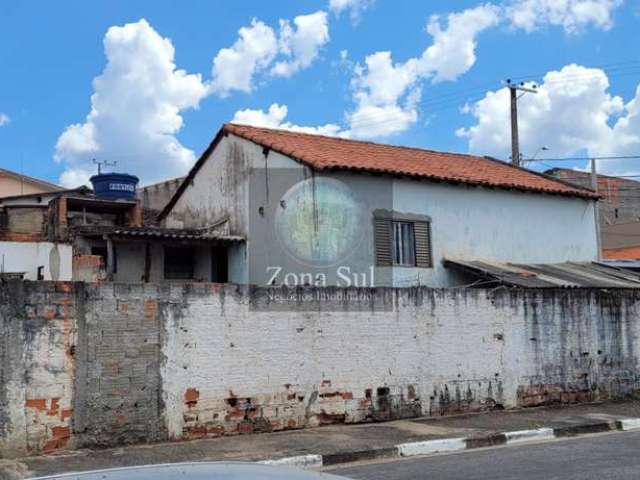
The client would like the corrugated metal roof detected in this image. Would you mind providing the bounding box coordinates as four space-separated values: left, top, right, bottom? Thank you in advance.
79 226 244 243
111 227 244 242
444 259 640 288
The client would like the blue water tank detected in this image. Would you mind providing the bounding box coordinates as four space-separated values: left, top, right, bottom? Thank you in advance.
90 173 139 200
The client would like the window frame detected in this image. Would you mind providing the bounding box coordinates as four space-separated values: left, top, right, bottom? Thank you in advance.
392 220 416 266
373 210 432 269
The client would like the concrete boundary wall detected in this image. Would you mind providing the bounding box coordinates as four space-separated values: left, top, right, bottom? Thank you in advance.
1 281 640 457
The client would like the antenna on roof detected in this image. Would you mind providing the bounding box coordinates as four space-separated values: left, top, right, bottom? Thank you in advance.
92 158 117 175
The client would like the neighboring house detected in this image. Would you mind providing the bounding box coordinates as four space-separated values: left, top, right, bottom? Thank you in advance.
0 179 239 281
138 176 185 225
159 124 599 287
0 167 61 198
546 168 640 259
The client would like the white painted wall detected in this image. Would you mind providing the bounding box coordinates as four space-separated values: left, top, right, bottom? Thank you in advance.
0 241 72 280
159 287 639 439
390 177 597 286
330 172 598 287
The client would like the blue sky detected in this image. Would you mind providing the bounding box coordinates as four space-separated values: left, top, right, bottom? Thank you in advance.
1 0 639 186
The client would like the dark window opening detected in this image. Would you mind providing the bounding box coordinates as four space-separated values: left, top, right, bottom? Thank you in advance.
91 246 116 272
392 221 415 266
164 246 195 280
211 246 228 283
37 266 45 281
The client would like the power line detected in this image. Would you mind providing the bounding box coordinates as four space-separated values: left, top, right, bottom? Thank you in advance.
525 155 640 162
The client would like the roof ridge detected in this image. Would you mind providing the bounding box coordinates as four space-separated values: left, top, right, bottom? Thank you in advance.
0 167 61 190
225 123 489 161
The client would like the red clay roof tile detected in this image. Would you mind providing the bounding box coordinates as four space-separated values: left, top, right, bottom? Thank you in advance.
224 123 597 199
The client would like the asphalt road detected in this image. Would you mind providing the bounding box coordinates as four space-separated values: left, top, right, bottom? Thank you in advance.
330 431 640 480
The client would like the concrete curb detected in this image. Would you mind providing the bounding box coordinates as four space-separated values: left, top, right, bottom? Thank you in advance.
262 417 640 470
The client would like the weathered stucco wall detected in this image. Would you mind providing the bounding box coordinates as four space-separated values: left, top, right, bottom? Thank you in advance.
1 281 639 457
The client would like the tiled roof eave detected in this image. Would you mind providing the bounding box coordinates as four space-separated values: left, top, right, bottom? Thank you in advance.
317 165 599 200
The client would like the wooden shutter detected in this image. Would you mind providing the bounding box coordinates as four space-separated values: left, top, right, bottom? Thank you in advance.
374 218 392 266
414 221 432 268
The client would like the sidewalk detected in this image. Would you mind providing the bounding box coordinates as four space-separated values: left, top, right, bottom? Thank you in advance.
4 401 640 479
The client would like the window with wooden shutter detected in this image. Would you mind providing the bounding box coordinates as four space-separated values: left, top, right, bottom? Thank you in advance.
374 217 392 266
373 212 432 268
413 221 432 268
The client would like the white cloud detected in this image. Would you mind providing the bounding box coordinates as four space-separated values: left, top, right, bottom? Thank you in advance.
329 0 374 23
457 64 629 166
419 4 501 82
0 113 10 126
210 19 278 96
346 4 500 138
506 0 623 34
232 103 347 137
54 19 208 187
210 11 330 95
272 11 330 77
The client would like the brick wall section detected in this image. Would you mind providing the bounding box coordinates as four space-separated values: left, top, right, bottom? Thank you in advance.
73 284 165 447
0 281 76 457
2 282 640 457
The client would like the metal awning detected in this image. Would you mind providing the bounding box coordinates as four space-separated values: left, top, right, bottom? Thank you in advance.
77 226 244 244
444 259 640 288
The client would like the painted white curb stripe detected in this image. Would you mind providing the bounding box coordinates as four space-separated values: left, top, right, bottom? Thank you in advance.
261 454 323 469
618 418 640 431
504 428 554 444
398 438 467 457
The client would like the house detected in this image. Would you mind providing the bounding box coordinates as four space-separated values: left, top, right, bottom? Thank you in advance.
158 124 600 287
546 168 640 259
138 176 185 225
0 174 240 282
0 167 61 198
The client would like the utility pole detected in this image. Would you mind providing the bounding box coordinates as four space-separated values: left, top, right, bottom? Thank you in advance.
505 80 537 167
590 158 602 261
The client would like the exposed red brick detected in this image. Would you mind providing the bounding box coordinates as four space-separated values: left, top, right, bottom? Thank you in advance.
316 410 346 425
0 232 43 242
340 392 354 400
43 437 69 452
25 399 47 411
143 299 157 320
238 421 254 434
182 425 207 439
51 426 70 439
60 408 73 421
55 283 74 293
47 398 60 416
207 425 225 436
184 388 199 407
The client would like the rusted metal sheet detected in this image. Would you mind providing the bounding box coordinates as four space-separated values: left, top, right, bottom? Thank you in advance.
444 259 640 288
77 226 244 243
